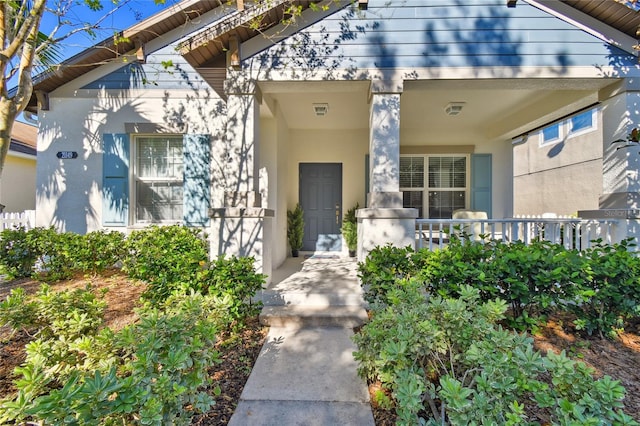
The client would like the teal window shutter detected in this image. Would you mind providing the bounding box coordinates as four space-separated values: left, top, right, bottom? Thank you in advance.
183 134 211 226
471 154 492 218
102 134 130 226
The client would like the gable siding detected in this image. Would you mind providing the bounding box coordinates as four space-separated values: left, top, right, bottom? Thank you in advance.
82 44 209 90
248 0 635 73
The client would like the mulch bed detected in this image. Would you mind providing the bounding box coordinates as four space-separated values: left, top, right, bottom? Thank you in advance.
0 272 267 425
365 312 640 424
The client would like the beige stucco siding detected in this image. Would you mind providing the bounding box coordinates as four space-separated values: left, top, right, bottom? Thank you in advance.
513 112 603 216
287 128 369 214
36 92 226 234
514 160 601 216
2 154 36 212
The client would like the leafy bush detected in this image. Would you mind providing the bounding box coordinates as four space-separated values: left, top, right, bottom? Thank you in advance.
488 239 579 330
188 255 265 328
0 227 56 279
122 225 209 302
0 285 116 381
353 284 636 425
287 203 304 253
68 230 126 276
357 244 421 306
0 227 126 281
371 237 639 334
570 239 640 338
419 235 496 300
0 291 222 425
36 231 85 281
0 227 35 279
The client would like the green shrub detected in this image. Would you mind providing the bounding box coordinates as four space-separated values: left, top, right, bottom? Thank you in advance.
0 291 222 425
188 255 265 328
287 203 304 253
353 284 636 425
0 227 57 279
489 239 579 330
122 225 208 302
357 245 420 306
570 239 640 338
36 230 84 281
419 235 496 300
0 227 37 279
70 230 126 276
0 228 127 281
0 284 116 381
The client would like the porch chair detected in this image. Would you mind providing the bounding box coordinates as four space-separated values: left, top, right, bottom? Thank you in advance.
451 209 488 242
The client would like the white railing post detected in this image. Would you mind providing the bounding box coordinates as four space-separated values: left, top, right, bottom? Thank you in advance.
0 210 35 231
414 217 623 252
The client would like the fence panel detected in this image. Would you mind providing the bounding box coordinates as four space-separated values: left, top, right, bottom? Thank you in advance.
0 210 35 231
416 217 620 251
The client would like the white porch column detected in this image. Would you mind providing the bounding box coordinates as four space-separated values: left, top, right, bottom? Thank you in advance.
579 80 640 246
209 76 274 279
357 81 417 260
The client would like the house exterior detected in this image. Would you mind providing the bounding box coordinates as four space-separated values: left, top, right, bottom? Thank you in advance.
24 0 640 279
1 121 37 213
513 106 603 217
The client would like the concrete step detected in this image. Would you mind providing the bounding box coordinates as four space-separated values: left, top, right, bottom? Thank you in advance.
258 288 365 307
259 305 369 328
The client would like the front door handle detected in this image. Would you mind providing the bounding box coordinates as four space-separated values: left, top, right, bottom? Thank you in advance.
335 203 340 225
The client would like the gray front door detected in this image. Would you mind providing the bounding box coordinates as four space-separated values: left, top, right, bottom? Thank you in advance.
299 163 342 251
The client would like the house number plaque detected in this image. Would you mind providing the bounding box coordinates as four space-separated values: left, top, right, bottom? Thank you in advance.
56 151 78 159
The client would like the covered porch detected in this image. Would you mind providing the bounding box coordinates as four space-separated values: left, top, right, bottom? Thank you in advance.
208 75 640 278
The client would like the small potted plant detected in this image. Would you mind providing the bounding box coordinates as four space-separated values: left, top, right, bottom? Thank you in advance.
287 203 304 257
341 203 359 257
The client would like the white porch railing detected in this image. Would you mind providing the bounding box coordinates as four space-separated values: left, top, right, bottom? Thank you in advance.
416 216 621 251
0 210 35 231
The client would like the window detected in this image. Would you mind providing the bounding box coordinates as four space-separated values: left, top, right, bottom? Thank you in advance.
540 108 597 146
134 135 184 223
542 123 561 145
400 155 468 218
400 157 424 217
569 110 594 135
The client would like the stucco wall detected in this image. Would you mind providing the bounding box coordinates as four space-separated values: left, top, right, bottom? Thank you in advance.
513 111 603 216
259 102 291 268
36 91 226 234
1 154 36 212
287 128 369 216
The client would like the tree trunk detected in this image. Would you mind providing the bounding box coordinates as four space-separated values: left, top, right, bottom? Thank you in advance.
0 100 18 179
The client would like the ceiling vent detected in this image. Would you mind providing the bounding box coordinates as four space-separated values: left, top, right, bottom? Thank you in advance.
313 103 329 116
445 102 465 116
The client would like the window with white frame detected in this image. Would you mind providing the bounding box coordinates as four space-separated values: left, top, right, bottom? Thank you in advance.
540 108 597 146
134 135 184 223
400 155 468 218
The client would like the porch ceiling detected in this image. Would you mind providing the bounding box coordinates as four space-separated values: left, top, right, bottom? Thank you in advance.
260 78 618 141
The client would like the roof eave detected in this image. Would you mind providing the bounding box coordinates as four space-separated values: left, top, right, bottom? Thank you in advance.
18 0 222 113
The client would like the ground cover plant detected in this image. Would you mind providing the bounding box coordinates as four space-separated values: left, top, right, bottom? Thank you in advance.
0 226 268 425
357 238 640 425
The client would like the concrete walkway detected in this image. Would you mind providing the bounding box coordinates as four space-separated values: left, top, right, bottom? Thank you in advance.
229 255 374 426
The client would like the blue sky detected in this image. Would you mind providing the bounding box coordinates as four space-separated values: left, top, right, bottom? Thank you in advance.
41 0 178 59
16 0 175 124
40 0 176 63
